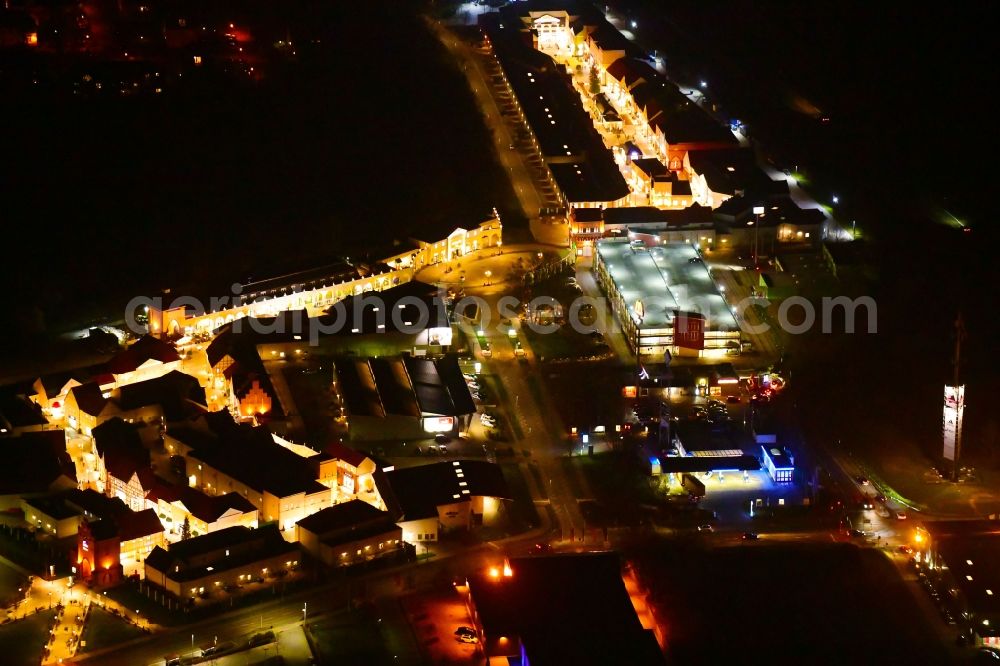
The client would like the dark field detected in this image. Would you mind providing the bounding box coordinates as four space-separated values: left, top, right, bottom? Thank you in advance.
630 540 951 665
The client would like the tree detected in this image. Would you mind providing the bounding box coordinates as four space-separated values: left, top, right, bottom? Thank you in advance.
589 67 601 95
181 516 191 541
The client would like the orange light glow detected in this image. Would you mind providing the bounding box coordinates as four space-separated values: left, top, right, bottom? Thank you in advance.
488 567 500 579
502 559 513 577
914 532 924 544
26 32 38 46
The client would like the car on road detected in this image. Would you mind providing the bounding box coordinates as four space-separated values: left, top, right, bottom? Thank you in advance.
897 545 913 555
696 524 713 532
726 395 741 403
455 626 476 637
848 528 865 538
741 532 759 540
896 511 908 520
855 476 869 486
458 633 479 643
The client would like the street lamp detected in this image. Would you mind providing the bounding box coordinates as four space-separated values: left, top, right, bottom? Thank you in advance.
832 195 839 205
751 206 765 270
302 602 308 624
700 80 708 89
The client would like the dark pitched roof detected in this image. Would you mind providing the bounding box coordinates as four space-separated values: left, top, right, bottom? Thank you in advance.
147 524 297 583
0 388 47 428
24 496 80 521
687 149 787 198
115 508 164 541
117 370 207 421
296 499 390 536
102 335 179 375
92 417 151 483
404 355 476 417
322 281 450 334
62 488 129 520
323 442 371 469
381 460 511 521
181 411 328 498
84 519 120 541
164 524 265 560
632 158 669 179
713 195 825 228
0 430 76 495
69 383 108 417
144 545 172 572
184 489 256 524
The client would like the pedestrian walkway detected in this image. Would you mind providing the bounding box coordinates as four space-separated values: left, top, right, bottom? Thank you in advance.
44 591 89 664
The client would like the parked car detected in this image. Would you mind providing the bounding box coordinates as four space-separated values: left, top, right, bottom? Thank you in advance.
896 511 908 520
742 532 759 540
458 633 478 644
454 626 476 637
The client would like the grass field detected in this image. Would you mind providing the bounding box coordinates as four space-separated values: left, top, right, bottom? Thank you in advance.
309 610 391 665
0 559 27 608
629 539 950 665
0 609 56 666
78 606 145 653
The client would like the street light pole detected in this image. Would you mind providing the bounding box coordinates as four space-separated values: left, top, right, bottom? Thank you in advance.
751 206 765 271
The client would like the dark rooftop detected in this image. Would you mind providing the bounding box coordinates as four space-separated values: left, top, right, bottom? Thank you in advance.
468 552 664 665
145 524 297 583
296 499 390 537
380 460 510 521
687 148 787 199
175 411 328 498
0 430 76 495
24 496 80 521
101 335 179 375
333 354 475 420
69 383 108 417
117 370 207 421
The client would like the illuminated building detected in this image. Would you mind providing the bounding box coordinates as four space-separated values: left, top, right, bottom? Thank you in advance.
147 216 500 338
168 411 333 537
331 354 475 441
917 521 1000 647
21 496 82 538
144 525 299 599
64 370 207 436
594 239 740 358
92 417 154 509
76 506 164 584
320 442 378 504
378 460 510 545
295 500 402 568
146 480 258 540
0 430 76 511
465 553 665 665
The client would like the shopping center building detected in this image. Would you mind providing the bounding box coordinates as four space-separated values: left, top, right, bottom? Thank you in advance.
594 238 740 358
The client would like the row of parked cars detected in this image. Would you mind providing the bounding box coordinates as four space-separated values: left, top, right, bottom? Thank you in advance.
917 570 957 626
